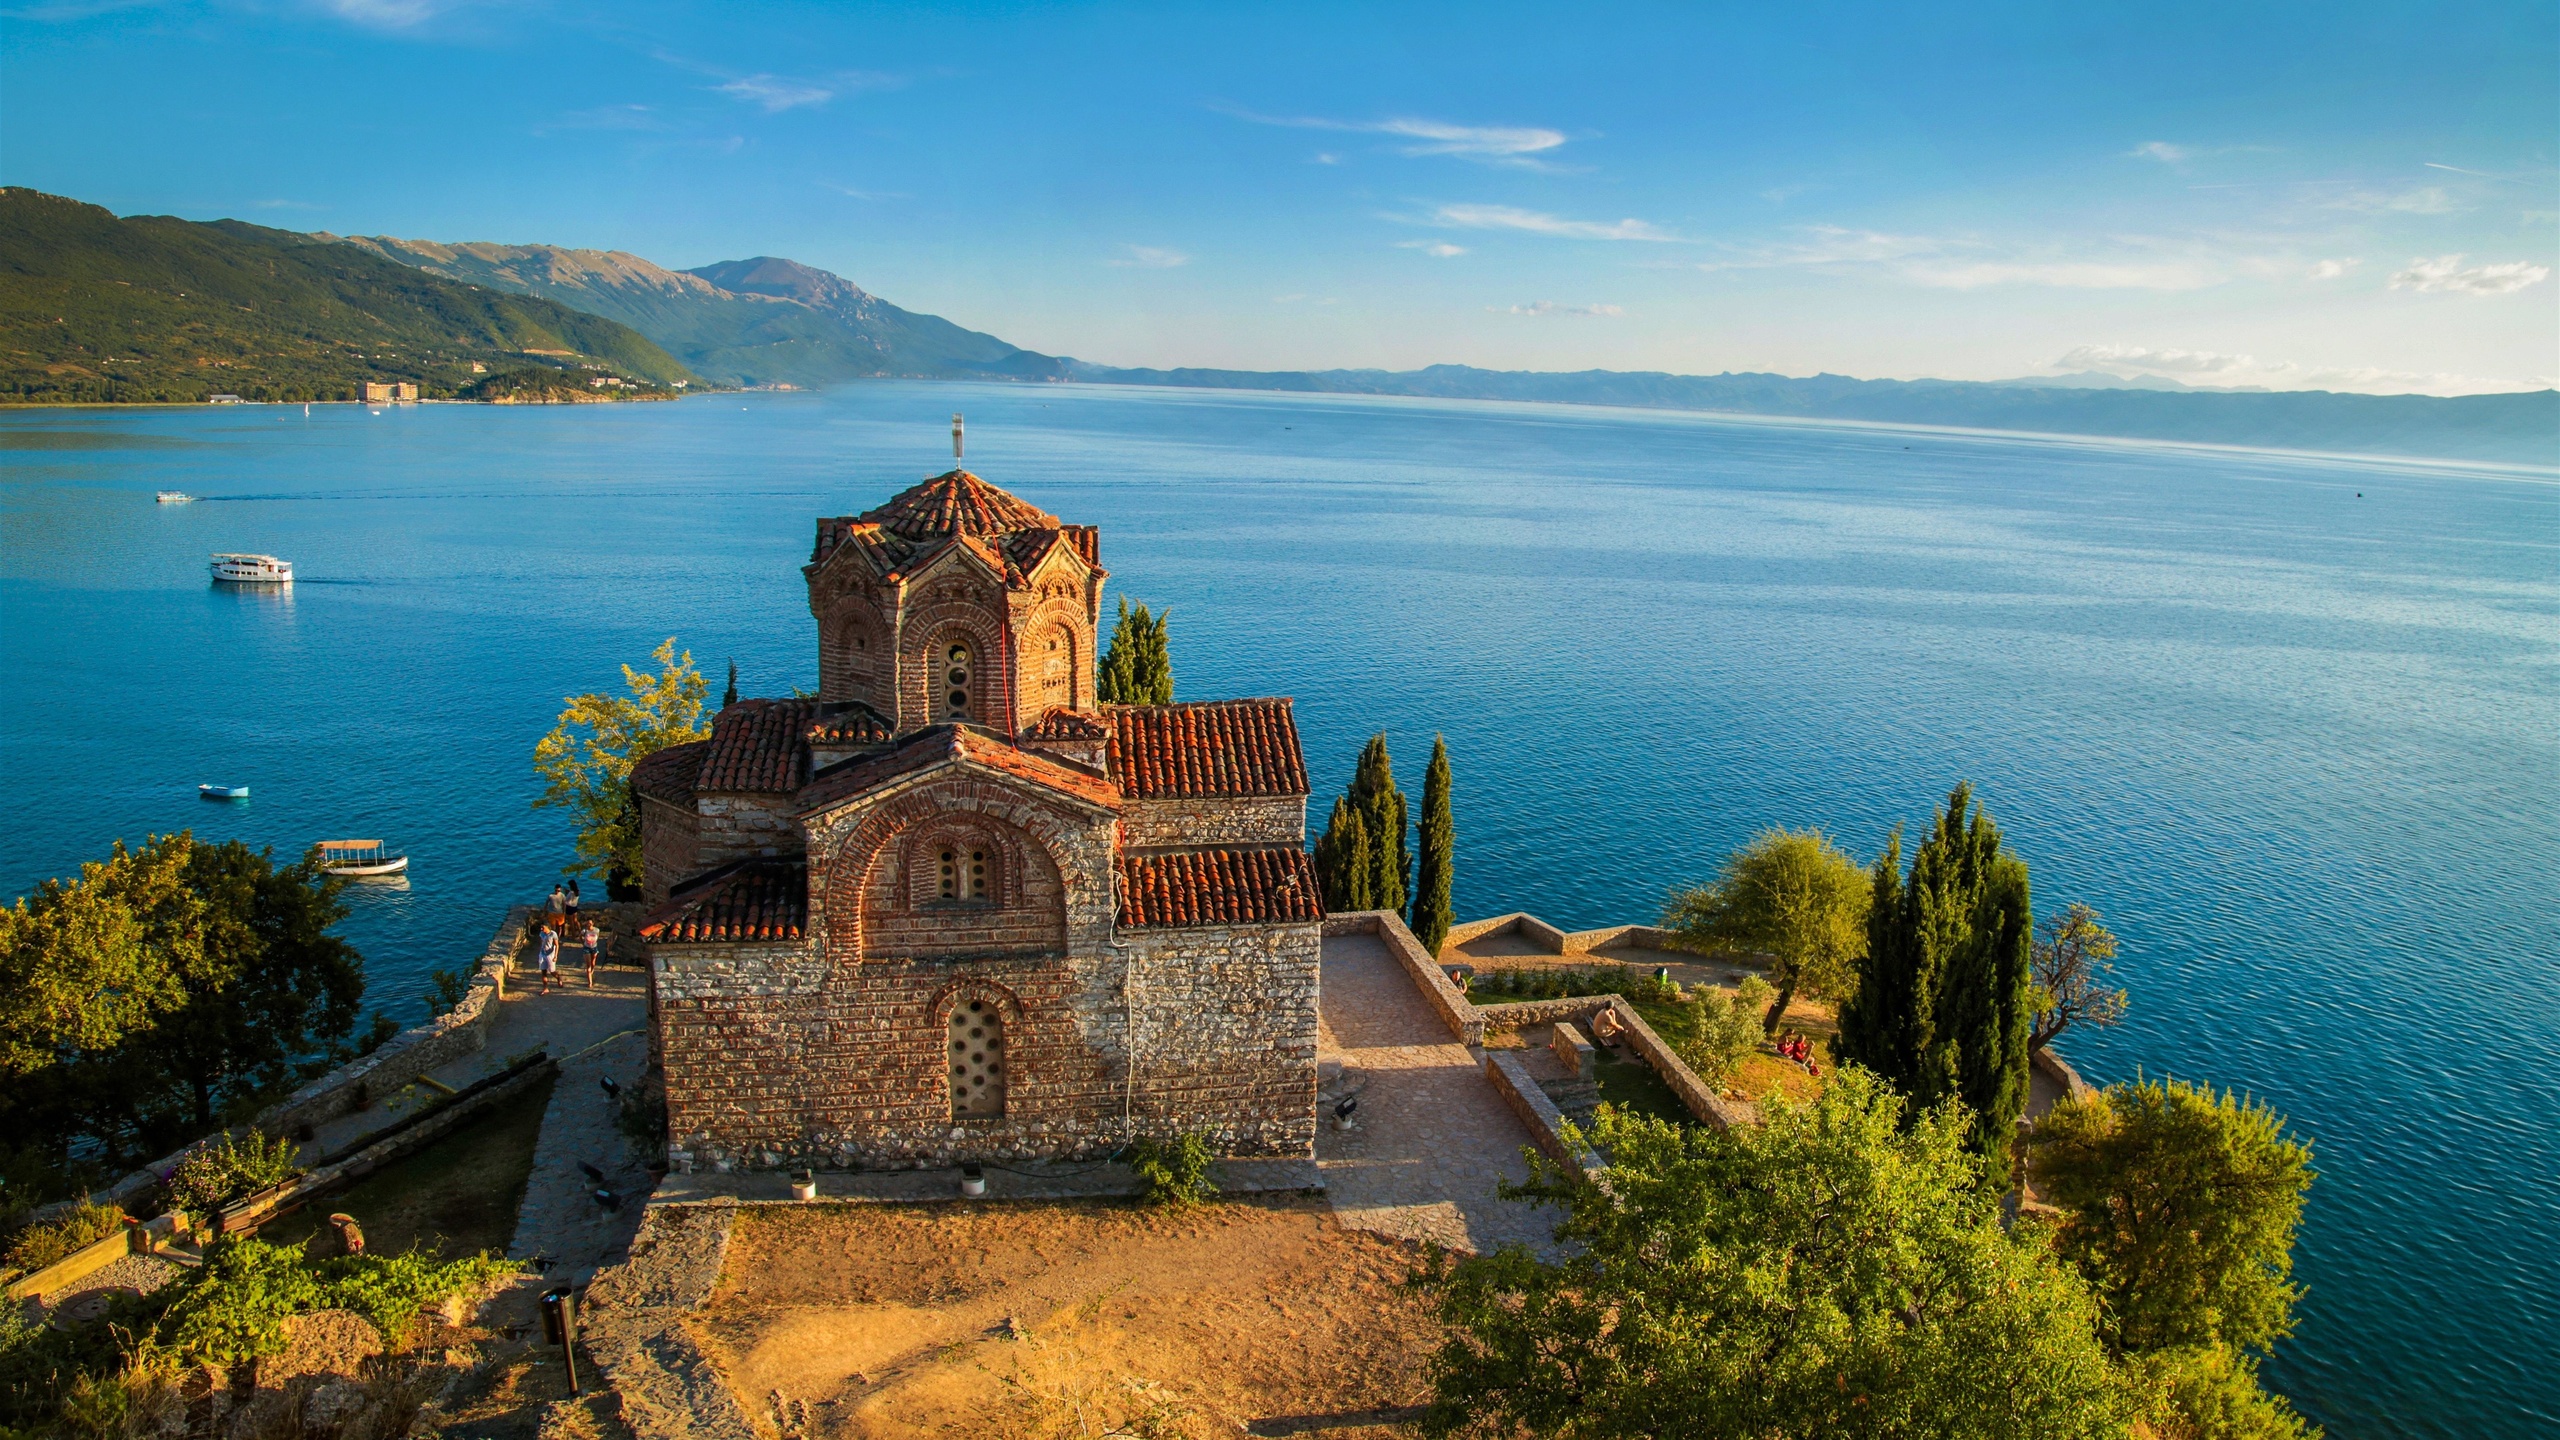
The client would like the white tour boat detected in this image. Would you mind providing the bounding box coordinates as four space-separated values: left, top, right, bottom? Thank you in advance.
317 840 408 877
156 491 194 504
210 553 293 584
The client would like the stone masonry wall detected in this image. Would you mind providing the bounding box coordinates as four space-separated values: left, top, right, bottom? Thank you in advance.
639 794 700 906
653 916 1320 1170
693 792 804 869
1117 795 1306 850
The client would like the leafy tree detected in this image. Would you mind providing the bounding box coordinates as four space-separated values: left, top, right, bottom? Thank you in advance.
1837 784 2035 1183
1663 828 1869 1034
1350 735 1410 915
1411 736 1455 953
1314 795 1375 912
2029 1077 2314 1360
2126 1344 2319 1440
1679 975 1774 1084
1097 596 1173 704
0 834 201 1077
532 637 711 894
1414 1070 2130 1439
2031 903 2129 1052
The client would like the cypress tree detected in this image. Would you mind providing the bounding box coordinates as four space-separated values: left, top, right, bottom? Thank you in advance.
1835 785 2036 1184
1315 795 1374 911
1133 604 1173 704
1350 735 1410 915
1410 735 1455 954
722 661 739 709
1098 597 1174 705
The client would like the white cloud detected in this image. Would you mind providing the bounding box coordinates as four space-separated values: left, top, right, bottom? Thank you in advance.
1491 301 1624 316
2053 343 2542 396
819 182 903 201
1904 260 2220 291
717 75 833 112
1223 109 1568 168
1110 245 1190 269
319 0 443 27
1312 152 1341 165
2389 254 2550 294
2307 258 2359 280
2131 142 2192 163
1697 224 1939 271
2327 185 2460 215
1396 240 1467 257
1429 203 1678 241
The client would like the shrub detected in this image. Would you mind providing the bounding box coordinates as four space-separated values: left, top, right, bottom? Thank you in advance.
1 1201 126 1274
1125 1135 1217 1208
152 1237 516 1367
1680 977 1775 1085
164 1131 303 1221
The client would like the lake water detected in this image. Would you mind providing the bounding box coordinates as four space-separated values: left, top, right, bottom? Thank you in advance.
2 385 2553 1436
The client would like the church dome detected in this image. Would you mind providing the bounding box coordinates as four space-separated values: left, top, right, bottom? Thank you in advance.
860 469 1059 542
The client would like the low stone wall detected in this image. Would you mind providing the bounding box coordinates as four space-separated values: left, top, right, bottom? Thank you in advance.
1561 923 1682 955
95 902 563 1211
1444 912 1691 958
1482 1051 1600 1177
2032 1045 2098 1102
1325 910 1480 1046
1474 994 1745 1132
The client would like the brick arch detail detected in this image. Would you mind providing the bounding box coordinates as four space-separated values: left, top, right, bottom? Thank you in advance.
1019 599 1087 720
893 812 1037 909
814 781 1089 965
818 591 891 704
901 597 1007 727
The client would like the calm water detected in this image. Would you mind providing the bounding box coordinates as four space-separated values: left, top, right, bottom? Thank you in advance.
2 386 2553 1435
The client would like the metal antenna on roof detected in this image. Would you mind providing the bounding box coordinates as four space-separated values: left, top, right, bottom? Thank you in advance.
952 413 964 462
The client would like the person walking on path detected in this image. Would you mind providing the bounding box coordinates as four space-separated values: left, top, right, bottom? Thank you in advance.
535 922 561 994
566 879 582 923
547 884 567 922
580 917 602 988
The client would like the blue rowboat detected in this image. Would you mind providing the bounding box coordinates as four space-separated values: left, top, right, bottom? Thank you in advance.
199 784 249 800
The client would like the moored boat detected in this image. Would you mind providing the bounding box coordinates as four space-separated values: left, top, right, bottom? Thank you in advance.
210 553 292 583
200 784 250 800
317 839 408 876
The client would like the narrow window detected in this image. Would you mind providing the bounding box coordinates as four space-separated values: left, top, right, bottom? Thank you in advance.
967 848 988 901
938 848 956 900
949 1000 1006 1118
943 641 972 720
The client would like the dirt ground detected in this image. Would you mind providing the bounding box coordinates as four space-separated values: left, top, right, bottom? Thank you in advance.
696 1197 1446 1439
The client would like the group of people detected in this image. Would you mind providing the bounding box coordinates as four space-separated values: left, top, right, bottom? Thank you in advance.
531 880 604 993
1774 1030 1821 1077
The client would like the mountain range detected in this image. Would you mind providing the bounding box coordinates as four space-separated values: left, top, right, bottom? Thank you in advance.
3 185 2549 465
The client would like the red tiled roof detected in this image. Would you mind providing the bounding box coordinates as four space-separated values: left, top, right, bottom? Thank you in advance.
805 702 894 746
796 724 1123 815
1108 699 1309 799
698 699 818 792
1022 708 1108 740
630 739 708 807
1117 847 1322 928
860 470 1058 542
639 859 807 944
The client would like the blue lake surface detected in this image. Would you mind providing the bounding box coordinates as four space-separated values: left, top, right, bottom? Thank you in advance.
2 385 2553 1435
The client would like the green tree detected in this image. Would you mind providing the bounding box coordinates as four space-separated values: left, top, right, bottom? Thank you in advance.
2031 903 2129 1052
2030 1078 2314 1360
0 834 201 1077
722 659 739 709
1097 596 1174 705
1350 734 1409 915
1678 975 1774 1084
1410 736 1455 953
1314 795 1374 912
532 638 711 894
1663 828 1869 1035
1415 1070 2130 1439
1837 784 2036 1183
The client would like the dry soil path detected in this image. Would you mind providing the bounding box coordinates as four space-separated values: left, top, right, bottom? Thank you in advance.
1315 931 1559 1258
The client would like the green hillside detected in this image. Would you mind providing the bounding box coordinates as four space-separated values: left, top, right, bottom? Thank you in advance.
0 188 693 403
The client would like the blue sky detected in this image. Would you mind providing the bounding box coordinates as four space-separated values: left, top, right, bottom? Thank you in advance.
4 0 2553 392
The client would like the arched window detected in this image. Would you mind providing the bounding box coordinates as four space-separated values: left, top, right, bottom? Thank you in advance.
933 842 993 904
941 640 973 722
949 1000 1005 1118
1039 627 1073 709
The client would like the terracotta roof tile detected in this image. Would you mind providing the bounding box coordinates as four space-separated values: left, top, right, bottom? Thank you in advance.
797 724 1122 815
630 739 708 807
698 700 817 793
1107 699 1309 799
639 859 807 944
1022 708 1109 740
1117 847 1323 928
859 470 1058 542
805 702 895 746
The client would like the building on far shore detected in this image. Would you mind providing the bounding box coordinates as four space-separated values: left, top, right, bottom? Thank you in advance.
634 465 1322 1172
360 381 418 403
207 393 244 405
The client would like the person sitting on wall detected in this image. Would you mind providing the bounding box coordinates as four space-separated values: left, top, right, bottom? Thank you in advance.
1590 1006 1626 1047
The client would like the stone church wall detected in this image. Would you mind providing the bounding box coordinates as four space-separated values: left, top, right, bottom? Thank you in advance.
693 792 804 869
1117 795 1306 850
637 794 700 907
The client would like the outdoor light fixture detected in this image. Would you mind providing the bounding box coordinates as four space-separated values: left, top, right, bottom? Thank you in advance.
960 1162 987 1197
539 1286 582 1396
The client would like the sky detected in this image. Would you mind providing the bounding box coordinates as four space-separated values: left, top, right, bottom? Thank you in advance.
3 0 2554 394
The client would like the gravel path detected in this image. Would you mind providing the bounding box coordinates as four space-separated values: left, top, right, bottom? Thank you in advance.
1315 930 1560 1257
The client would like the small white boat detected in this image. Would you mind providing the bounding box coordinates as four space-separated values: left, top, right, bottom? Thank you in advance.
157 491 194 504
317 840 408 876
210 553 292 583
200 784 250 800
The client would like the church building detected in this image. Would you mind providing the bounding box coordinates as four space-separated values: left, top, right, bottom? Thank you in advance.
632 466 1323 1170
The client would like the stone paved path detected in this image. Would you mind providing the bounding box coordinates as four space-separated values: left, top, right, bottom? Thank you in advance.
509 1022 654 1283
1316 931 1560 1257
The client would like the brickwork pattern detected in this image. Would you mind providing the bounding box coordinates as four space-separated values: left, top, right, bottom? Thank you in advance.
1118 794 1306 849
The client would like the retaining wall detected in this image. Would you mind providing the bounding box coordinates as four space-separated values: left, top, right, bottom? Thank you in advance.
1443 912 1693 958
1482 1051 1601 1177
1325 910 1480 1046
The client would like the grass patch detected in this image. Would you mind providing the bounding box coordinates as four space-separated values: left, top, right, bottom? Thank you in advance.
260 1073 554 1260
1589 1048 1694 1128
